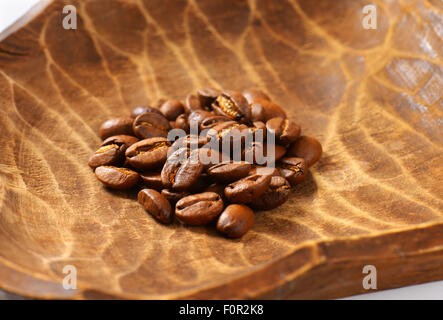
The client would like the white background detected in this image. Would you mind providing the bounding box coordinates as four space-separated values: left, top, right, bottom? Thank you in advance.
0 0 442 300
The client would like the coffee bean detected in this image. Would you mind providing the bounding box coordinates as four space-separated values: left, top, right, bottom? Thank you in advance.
95 166 139 189
174 113 189 132
197 88 220 109
206 121 249 152
99 118 134 140
224 173 272 203
242 142 286 165
140 172 164 191
212 91 251 122
161 148 204 191
160 99 184 121
207 161 253 184
266 117 301 145
188 110 213 128
89 135 139 169
125 137 171 170
89 134 140 168
286 136 322 167
242 88 271 104
184 94 203 114
161 189 190 205
249 176 290 210
138 189 173 224
175 192 224 225
131 106 163 119
277 157 308 186
249 99 286 121
195 147 225 170
216 204 254 238
200 115 231 131
171 134 209 152
133 112 171 139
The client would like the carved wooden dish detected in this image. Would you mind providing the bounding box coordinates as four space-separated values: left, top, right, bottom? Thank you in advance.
0 0 442 299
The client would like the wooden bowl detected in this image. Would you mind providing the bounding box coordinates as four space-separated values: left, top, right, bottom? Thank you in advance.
0 0 442 299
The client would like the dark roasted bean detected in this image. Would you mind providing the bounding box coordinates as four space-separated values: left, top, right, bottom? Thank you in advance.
200 115 231 131
266 117 301 145
277 157 308 186
138 189 173 224
188 110 213 128
242 88 271 104
249 99 286 121
197 87 220 110
95 166 139 189
248 165 280 177
175 192 224 225
216 204 254 238
161 149 204 191
140 172 164 191
286 136 322 167
171 134 209 152
224 173 272 204
160 99 185 121
184 93 203 114
89 143 125 169
249 176 291 210
212 91 251 122
242 141 286 165
131 106 163 119
99 118 134 140
125 137 171 170
174 113 189 132
133 112 171 139
207 161 253 184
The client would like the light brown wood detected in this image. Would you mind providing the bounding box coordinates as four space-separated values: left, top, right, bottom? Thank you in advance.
0 0 442 299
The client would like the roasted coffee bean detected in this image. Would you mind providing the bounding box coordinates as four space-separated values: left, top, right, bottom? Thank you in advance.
197 87 220 109
88 144 123 169
249 99 286 121
160 99 185 121
88 135 138 169
216 204 254 238
184 94 203 114
138 189 173 224
244 121 267 142
133 112 171 139
200 115 231 131
171 134 209 152
266 117 301 145
99 118 134 140
249 176 290 210
249 101 266 122
140 172 164 191
212 91 251 122
242 88 271 104
161 148 204 191
277 157 308 186
102 135 139 148
175 192 224 225
95 166 139 190
188 110 213 127
174 113 189 132
224 173 272 204
131 106 163 119
207 161 253 184
286 136 322 167
161 189 190 206
242 142 286 165
125 137 171 170
206 121 249 152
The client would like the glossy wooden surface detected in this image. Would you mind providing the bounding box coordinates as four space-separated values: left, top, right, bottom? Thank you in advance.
0 0 442 299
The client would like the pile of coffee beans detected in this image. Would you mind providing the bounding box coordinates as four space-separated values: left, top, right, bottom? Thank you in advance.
88 88 322 238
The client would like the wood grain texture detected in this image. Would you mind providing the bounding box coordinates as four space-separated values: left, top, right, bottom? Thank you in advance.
0 0 442 299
